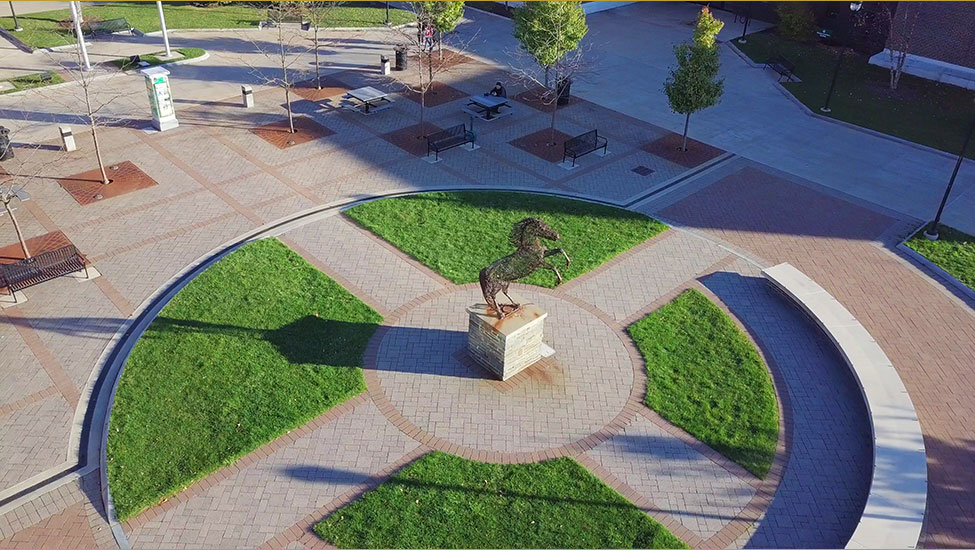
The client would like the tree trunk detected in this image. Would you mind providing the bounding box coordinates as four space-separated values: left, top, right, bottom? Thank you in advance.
91 124 110 184
4 200 29 259
314 27 322 89
427 50 433 89
285 86 295 133
682 113 690 151
418 49 426 129
549 94 558 146
438 32 443 61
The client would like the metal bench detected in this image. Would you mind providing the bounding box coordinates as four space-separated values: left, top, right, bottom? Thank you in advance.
0 245 88 303
562 130 607 167
85 18 134 36
260 7 302 28
764 54 797 82
426 124 475 161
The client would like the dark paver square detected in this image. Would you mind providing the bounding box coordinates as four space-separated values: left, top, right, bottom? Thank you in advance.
514 87 582 113
509 128 574 163
643 133 725 168
399 81 468 108
58 160 158 206
632 165 655 176
249 116 335 149
292 77 349 102
380 122 441 157
0 231 85 265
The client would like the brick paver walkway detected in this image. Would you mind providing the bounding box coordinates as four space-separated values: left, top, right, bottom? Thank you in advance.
0 20 968 550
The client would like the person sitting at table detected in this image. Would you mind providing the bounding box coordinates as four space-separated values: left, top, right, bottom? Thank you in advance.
484 82 506 98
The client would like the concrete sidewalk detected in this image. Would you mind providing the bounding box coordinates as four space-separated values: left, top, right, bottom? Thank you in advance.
457 2 974 234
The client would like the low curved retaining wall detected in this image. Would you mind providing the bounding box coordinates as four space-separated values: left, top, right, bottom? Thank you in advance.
762 262 927 549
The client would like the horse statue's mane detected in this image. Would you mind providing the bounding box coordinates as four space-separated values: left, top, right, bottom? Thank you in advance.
508 218 536 247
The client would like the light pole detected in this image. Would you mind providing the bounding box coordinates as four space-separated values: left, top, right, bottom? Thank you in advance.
69 1 90 72
738 3 751 44
385 1 390 25
156 1 172 58
924 103 975 241
8 2 22 32
821 1 862 114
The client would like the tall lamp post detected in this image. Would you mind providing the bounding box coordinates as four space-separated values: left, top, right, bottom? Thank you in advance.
821 1 862 114
385 1 390 25
738 3 752 44
8 2 22 32
924 100 975 241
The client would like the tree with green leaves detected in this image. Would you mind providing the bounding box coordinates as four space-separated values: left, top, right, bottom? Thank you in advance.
513 0 588 145
419 1 465 60
664 7 724 152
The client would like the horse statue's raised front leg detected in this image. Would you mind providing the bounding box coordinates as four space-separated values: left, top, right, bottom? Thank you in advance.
543 248 571 286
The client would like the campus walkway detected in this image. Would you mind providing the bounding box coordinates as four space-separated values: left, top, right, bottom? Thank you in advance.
0 5 972 549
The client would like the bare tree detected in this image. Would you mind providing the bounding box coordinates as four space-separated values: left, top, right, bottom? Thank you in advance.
880 2 920 91
0 131 60 259
389 2 473 130
302 1 345 90
241 1 309 133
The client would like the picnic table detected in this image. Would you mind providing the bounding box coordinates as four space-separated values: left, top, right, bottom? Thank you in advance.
465 94 511 121
345 86 392 114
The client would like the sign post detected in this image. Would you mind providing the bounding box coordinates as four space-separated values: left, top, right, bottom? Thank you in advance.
139 67 178 131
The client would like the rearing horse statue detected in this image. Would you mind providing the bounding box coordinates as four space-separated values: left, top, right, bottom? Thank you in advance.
479 217 571 319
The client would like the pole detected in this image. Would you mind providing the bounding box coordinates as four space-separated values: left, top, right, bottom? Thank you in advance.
8 2 22 31
156 0 172 57
924 115 975 240
820 47 844 113
385 1 390 25
738 4 750 43
69 1 90 72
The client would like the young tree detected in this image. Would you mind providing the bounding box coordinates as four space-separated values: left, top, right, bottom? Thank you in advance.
664 7 724 152
422 0 465 61
0 132 57 259
302 1 344 90
880 2 920 91
512 1 588 145
242 1 308 133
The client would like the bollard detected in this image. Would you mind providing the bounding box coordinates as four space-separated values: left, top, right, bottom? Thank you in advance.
380 55 390 76
59 126 76 152
241 85 254 108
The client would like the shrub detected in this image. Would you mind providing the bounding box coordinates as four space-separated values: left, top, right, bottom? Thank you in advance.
776 2 816 42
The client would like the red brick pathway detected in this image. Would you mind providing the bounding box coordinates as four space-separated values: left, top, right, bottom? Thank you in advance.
658 165 975 548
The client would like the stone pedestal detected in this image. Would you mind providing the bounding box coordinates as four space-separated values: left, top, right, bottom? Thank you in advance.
467 301 547 380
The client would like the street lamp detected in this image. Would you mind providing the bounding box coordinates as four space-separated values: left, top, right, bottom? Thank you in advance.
385 1 390 26
924 99 975 241
8 2 22 32
820 1 862 114
738 3 752 44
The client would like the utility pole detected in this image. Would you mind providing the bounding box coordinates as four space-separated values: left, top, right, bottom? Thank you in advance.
8 2 22 31
69 1 90 71
157 1 172 57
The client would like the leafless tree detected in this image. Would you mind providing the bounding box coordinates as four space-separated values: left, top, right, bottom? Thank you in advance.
302 1 345 90
0 131 59 259
880 2 920 91
509 45 591 146
388 2 474 130
240 1 309 133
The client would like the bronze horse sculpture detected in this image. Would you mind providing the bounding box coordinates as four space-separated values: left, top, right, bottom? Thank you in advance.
479 217 571 319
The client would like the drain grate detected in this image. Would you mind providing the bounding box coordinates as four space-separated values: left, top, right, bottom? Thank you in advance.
632 165 654 176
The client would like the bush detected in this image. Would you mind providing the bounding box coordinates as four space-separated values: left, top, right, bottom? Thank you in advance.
776 2 816 42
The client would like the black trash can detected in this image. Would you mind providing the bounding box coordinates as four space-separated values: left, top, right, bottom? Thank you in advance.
394 46 408 71
0 127 12 161
556 77 572 105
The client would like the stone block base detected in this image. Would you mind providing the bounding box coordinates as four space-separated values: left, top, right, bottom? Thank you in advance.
467 301 548 380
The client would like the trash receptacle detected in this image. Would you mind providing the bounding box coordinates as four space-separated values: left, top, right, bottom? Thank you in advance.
0 127 12 161
556 77 572 105
380 55 390 75
394 46 407 71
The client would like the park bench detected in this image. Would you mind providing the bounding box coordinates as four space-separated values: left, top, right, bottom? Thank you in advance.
764 54 796 82
260 6 302 29
426 124 475 161
85 18 134 36
562 130 607 167
0 245 88 303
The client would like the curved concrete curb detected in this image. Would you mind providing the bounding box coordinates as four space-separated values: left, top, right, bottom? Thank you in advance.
762 262 927 549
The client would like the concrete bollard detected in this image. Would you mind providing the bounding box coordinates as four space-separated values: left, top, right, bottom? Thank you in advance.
59 126 76 152
380 55 391 76
241 85 254 108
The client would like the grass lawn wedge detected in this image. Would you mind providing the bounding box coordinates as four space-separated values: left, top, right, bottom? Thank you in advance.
314 451 687 549
112 48 206 70
907 224 975 291
628 289 778 478
0 71 64 95
345 191 667 287
107 238 382 521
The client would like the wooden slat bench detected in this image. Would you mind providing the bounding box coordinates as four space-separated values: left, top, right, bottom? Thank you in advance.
426 124 475 161
562 129 607 167
0 245 88 303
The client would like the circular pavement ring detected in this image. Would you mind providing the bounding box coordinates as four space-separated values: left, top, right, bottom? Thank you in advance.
363 283 643 461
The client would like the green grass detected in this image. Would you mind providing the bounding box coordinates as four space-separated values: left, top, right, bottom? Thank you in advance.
1 2 413 49
735 29 975 158
110 47 206 70
0 71 64 95
907 224 975 291
345 192 668 288
107 238 382 521
314 452 687 549
628 289 778 478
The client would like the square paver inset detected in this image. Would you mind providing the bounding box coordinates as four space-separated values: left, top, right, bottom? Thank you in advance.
57 161 158 206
